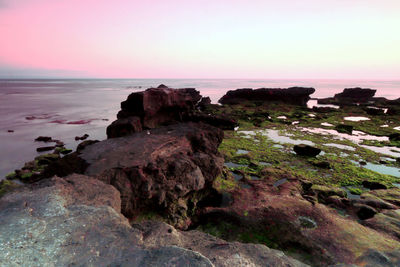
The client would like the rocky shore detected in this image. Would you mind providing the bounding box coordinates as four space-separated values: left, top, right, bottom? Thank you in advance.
1 85 400 266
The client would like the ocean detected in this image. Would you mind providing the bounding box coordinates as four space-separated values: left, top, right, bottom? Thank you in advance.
0 78 399 179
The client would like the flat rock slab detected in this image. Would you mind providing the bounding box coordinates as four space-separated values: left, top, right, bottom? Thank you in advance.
0 174 307 267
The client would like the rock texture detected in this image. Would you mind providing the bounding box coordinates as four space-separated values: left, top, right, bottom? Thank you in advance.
201 169 400 266
107 85 202 137
41 122 225 229
218 87 316 106
0 174 307 267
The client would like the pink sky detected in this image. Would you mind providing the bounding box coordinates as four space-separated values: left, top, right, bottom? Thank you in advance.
0 0 399 79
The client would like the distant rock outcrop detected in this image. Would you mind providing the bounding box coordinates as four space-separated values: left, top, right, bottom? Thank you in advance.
218 87 316 106
318 88 377 105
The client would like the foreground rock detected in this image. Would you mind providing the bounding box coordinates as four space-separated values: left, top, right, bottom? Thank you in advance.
0 175 307 267
42 122 224 229
218 87 315 106
199 169 400 266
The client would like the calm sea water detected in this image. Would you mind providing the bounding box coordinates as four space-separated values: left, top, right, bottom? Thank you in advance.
0 78 399 179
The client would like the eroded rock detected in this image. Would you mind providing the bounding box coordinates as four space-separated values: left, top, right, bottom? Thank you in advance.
0 174 307 267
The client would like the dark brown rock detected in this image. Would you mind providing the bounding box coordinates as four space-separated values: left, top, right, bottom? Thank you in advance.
75 134 89 141
106 116 142 138
355 204 377 220
389 133 400 142
197 96 211 110
365 107 385 116
335 124 353 134
186 113 238 130
36 146 56 152
0 174 307 266
41 123 224 229
118 86 201 129
318 88 377 105
76 140 100 152
35 136 53 142
218 87 315 106
362 181 388 190
293 144 321 157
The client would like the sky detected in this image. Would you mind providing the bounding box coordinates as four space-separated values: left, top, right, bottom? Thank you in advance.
0 0 399 79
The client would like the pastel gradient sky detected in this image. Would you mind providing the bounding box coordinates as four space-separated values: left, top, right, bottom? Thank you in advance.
0 0 399 79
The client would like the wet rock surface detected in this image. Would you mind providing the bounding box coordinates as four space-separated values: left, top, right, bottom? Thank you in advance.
0 175 307 267
218 87 316 106
197 173 400 266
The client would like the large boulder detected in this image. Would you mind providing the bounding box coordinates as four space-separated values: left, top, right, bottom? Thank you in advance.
0 174 307 267
107 85 235 138
218 87 315 106
41 122 225 229
118 86 201 129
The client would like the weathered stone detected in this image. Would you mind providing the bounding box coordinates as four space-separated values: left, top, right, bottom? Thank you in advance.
76 139 100 152
118 86 202 129
355 204 377 220
41 122 224 229
0 175 308 267
107 116 143 138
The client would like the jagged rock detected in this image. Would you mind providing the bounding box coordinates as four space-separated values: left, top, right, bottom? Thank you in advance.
335 124 353 135
41 122 224 229
0 175 308 267
106 116 142 138
293 144 321 157
218 87 315 106
117 86 201 129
